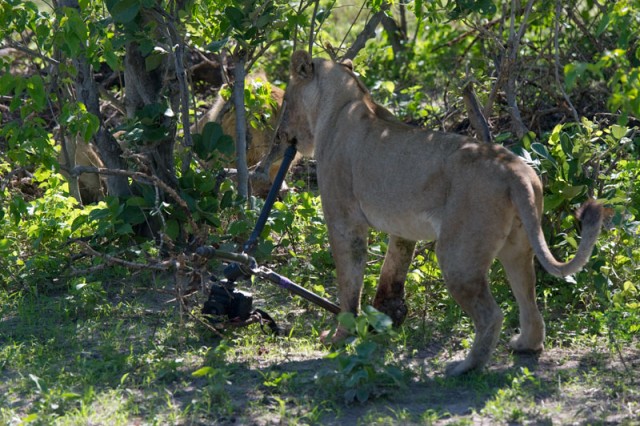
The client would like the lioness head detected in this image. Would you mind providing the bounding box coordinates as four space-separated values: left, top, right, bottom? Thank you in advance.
278 50 375 157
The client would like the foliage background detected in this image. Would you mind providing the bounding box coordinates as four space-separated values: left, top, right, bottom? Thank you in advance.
1 0 639 424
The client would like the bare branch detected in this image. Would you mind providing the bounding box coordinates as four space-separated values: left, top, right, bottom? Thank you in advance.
309 0 321 53
1 41 59 65
153 6 193 154
76 240 176 271
341 2 391 61
483 0 534 138
462 81 493 143
554 0 580 123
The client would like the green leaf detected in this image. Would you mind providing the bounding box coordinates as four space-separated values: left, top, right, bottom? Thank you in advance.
355 341 377 359
145 51 165 72
206 38 229 53
192 366 215 377
116 223 133 235
0 72 15 96
543 194 564 212
20 414 39 424
557 184 585 200
596 12 611 37
217 135 235 156
165 219 179 240
62 392 81 400
70 215 87 233
109 0 141 24
26 75 45 110
531 142 556 165
345 369 369 387
337 312 357 332
126 196 148 207
611 124 628 140
344 389 357 403
256 14 271 29
81 114 100 142
224 6 245 28
564 62 587 91
356 387 370 403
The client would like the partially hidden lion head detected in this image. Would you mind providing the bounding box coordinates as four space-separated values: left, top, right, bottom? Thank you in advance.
278 50 392 157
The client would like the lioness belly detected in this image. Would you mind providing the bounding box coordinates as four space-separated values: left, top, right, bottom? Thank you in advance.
360 205 440 241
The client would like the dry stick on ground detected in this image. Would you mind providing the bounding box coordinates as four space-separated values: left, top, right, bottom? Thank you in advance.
76 241 225 337
175 285 225 338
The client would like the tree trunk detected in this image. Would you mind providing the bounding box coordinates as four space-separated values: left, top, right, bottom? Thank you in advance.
232 53 249 201
123 33 179 192
59 0 130 198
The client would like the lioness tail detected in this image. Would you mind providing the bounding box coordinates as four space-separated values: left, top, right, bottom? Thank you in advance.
520 196 603 277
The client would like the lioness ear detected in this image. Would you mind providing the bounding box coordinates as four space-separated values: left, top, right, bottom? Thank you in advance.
291 50 313 80
340 59 353 71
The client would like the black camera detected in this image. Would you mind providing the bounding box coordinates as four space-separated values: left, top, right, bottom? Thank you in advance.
202 279 253 321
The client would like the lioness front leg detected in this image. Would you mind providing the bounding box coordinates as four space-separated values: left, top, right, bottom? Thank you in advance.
373 235 416 326
321 221 369 343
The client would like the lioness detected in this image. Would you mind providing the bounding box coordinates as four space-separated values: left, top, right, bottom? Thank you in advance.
192 81 293 196
278 51 604 376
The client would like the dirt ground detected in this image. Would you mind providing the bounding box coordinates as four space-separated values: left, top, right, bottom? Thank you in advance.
209 332 639 425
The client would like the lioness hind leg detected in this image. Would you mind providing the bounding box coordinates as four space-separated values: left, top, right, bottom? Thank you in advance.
437 240 504 376
498 235 545 353
373 235 416 326
444 275 504 376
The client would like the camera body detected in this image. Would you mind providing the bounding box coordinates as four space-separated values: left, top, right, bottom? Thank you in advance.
202 279 253 321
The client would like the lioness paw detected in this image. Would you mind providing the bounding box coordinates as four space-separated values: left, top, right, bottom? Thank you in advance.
509 335 544 354
373 297 408 327
445 360 477 377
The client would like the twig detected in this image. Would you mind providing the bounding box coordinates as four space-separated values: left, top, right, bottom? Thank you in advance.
68 165 200 235
174 268 225 337
434 18 501 51
1 40 59 65
76 240 176 271
341 2 391 61
554 0 580 123
309 0 321 53
483 0 534 138
462 81 493 143
154 6 193 153
483 0 534 121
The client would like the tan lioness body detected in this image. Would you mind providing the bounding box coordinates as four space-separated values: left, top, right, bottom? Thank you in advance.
192 82 293 196
278 51 604 376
